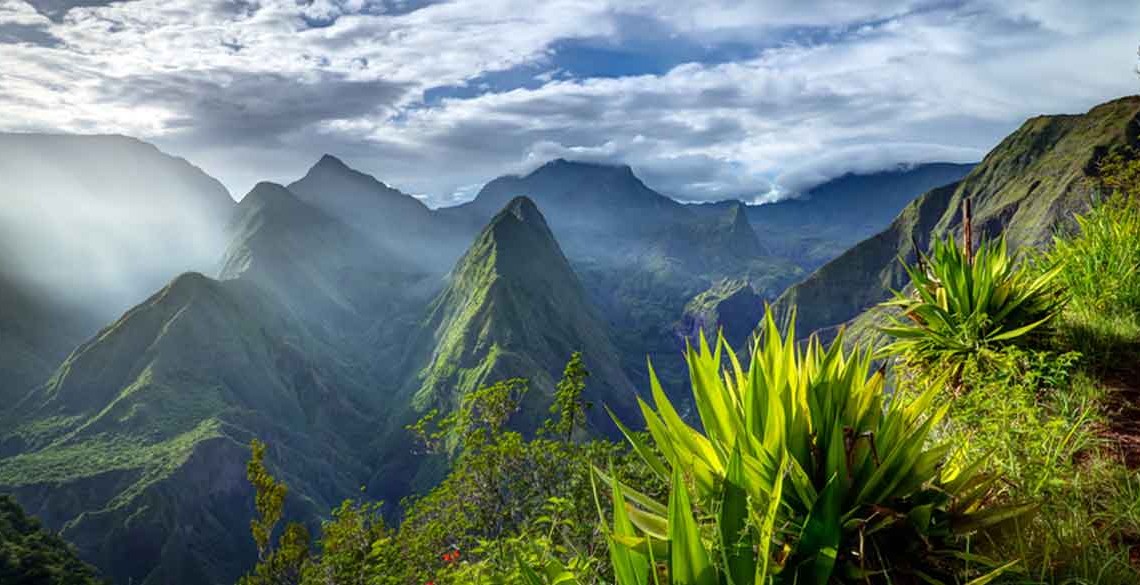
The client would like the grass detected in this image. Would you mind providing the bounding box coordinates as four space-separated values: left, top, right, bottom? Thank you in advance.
875 155 1140 583
957 164 1140 582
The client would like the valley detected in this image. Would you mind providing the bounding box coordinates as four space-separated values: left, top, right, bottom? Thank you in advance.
1 96 1138 584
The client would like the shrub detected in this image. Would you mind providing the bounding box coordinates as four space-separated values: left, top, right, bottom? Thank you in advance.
879 235 1065 384
1050 193 1140 318
604 310 1026 584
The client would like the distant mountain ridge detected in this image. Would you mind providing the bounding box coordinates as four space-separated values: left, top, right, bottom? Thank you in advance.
288 155 466 271
774 96 1140 336
439 159 694 259
0 133 235 410
686 163 976 270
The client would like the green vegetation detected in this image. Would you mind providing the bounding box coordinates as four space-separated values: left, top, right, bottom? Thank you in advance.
604 313 1024 583
882 154 1140 583
547 352 592 441
239 358 662 585
1047 152 1140 369
5 100 1140 585
232 147 1140 585
879 235 1064 383
0 494 106 585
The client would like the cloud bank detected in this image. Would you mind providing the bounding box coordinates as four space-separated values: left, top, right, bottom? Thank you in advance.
1 0 1137 204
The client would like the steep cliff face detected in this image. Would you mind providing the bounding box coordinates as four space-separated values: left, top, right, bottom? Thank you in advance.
775 96 1140 336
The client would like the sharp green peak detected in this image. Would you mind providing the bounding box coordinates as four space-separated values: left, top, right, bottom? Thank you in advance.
412 196 636 426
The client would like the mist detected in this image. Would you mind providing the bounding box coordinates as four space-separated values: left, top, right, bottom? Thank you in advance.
0 133 235 325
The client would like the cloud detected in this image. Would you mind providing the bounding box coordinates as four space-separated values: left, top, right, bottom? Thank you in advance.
0 0 1137 203
106 70 409 145
22 0 130 22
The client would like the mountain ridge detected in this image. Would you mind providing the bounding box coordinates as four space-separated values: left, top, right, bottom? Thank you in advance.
774 95 1140 336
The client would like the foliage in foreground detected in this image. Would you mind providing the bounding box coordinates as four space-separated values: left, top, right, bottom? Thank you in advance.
0 494 106 585
1046 152 1140 369
238 356 661 585
604 311 1026 584
884 153 1140 584
879 235 1064 383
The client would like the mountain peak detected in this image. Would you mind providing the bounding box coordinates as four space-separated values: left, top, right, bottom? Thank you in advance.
413 196 635 421
314 153 351 171
502 195 544 224
303 153 384 186
236 182 308 215
477 197 561 275
532 158 635 178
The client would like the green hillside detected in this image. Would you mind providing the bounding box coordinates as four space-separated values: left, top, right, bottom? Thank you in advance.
776 96 1140 336
676 278 764 349
0 273 379 585
0 133 237 411
412 196 636 427
0 182 420 585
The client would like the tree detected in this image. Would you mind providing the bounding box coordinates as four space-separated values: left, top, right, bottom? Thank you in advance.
0 495 107 585
547 352 592 442
239 440 311 585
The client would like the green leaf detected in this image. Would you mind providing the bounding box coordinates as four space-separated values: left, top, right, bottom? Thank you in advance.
720 443 755 585
668 466 717 585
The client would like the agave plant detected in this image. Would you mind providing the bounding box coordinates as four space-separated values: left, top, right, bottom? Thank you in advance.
879 235 1064 378
601 310 1027 584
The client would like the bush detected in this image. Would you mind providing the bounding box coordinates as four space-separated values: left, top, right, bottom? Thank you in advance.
604 310 1026 584
879 235 1065 385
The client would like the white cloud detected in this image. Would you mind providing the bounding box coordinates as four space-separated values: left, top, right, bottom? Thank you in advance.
0 0 1137 203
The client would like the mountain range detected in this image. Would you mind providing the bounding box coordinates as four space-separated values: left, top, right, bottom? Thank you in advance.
3 95 1136 585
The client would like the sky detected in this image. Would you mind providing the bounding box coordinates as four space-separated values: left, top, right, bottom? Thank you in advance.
0 0 1138 206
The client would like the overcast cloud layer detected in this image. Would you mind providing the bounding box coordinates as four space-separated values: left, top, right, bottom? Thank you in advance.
1 0 1137 205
